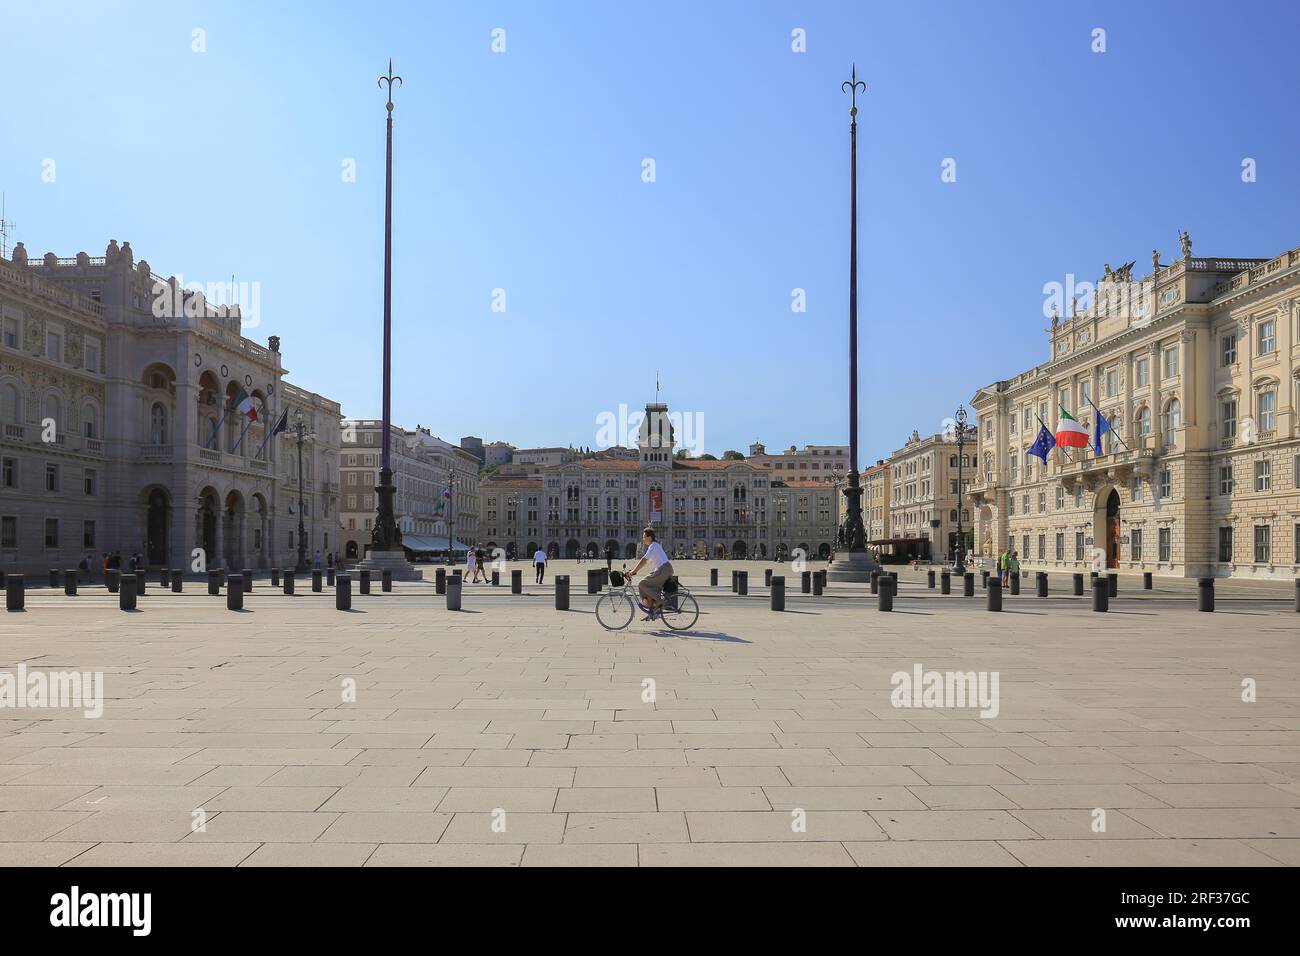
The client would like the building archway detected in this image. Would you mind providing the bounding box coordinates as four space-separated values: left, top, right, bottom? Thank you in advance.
817 542 831 560
731 540 747 559
251 493 269 568
624 541 638 559
604 539 619 560
144 487 170 567
565 539 580 559
775 542 789 562
1093 487 1121 569
345 540 360 560
547 542 560 559
223 490 245 569
196 487 219 567
714 543 726 560
586 541 599 559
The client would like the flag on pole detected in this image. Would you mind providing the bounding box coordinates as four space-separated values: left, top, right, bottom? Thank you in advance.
1092 409 1114 454
253 407 289 461
1055 407 1090 449
1027 421 1056 463
234 386 258 422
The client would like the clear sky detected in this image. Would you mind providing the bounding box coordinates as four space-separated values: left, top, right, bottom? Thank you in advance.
3 0 1297 464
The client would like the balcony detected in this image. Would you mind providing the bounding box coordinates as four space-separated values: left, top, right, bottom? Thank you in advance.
2 423 26 442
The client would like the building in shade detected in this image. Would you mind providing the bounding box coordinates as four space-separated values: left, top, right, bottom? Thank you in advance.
748 441 849 484
0 239 340 575
971 240 1300 578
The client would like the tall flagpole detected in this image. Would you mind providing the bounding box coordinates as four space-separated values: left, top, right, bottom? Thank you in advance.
842 65 867 554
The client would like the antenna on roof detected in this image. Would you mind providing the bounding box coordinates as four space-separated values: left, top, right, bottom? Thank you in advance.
655 369 660 403
0 194 15 260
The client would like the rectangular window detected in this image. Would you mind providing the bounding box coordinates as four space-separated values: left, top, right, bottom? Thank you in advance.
1132 476 1144 502
1 457 14 488
1021 534 1029 557
1219 465 1233 495
1008 497 1015 516
1295 524 1300 565
1221 333 1237 366
1255 459 1271 492
1158 469 1171 499
83 468 96 496
46 331 63 362
1158 527 1171 562
84 341 100 373
0 515 15 549
1258 319 1276 355
1037 493 1045 514
45 463 59 492
1222 399 1237 440
1135 358 1149 387
1055 533 1064 561
1163 347 1178 378
1075 532 1084 561
1259 391 1276 432
1254 525 1270 563
1080 382 1091 405
44 517 59 548
1131 528 1143 562
1105 369 1117 397
1055 487 1064 509
1 317 17 349
83 520 96 549
1218 526 1233 563
1037 534 1045 560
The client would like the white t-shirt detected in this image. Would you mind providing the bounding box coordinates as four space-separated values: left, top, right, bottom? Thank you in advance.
533 550 547 564
466 551 477 568
642 541 669 572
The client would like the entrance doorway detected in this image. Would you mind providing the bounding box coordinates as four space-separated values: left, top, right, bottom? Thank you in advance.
1105 489 1121 569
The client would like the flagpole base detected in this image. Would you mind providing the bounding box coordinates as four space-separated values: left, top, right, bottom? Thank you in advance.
357 549 423 581
826 550 882 582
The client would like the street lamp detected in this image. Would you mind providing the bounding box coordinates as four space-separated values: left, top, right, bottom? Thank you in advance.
506 494 519 560
953 404 977 572
292 408 315 572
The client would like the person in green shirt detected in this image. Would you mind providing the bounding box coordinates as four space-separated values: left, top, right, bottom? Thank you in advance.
998 549 1009 585
1008 551 1020 582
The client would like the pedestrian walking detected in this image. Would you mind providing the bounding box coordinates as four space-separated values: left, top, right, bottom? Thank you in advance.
473 545 489 582
533 546 548 584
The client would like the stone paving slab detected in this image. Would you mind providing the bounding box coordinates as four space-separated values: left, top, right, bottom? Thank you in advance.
1 567 1298 866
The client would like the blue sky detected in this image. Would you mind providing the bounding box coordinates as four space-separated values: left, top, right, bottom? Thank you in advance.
3 0 1297 464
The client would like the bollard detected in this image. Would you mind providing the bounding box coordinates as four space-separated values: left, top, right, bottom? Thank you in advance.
764 568 772 587
435 568 446 594
159 567 170 588
64 571 78 596
335 573 352 610
382 570 393 593
1090 571 1098 587
1073 573 1084 596
1009 574 1019 596
940 571 951 594
359 569 371 595
987 577 1002 611
770 575 785 611
272 568 281 587
312 569 323 593
803 570 812 594
1295 579 1300 613
6 574 24 611
981 569 989 589
731 570 738 593
1092 576 1109 612
511 569 522 594
491 569 500 587
870 571 879 595
963 573 974 597
227 575 244 610
0 570 4 590
878 575 893 612
327 568 335 587
118 573 136 611
587 569 600 595
48 569 60 589
1197 577 1214 612
737 571 748 596
106 569 120 594
243 570 253 593
284 571 295 595
208 569 221 595
1108 573 1117 598
135 570 147 599
446 574 462 611
219 569 226 588
927 569 935 589
710 568 718 587
555 574 569 610
171 569 183 593
1036 572 1048 598
1143 572 1152 590
812 572 822 596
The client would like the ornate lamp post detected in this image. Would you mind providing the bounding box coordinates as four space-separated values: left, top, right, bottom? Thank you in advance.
952 404 977 571
292 408 314 571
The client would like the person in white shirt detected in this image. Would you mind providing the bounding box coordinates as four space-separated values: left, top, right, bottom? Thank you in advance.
466 547 478 579
533 547 548 584
627 527 674 621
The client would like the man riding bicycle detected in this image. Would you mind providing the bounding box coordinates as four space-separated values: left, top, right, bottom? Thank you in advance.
626 527 673 621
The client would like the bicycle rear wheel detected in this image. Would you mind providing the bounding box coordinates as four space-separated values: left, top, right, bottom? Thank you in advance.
659 591 699 631
595 593 634 630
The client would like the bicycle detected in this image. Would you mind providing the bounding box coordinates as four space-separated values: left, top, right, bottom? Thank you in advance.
595 566 700 631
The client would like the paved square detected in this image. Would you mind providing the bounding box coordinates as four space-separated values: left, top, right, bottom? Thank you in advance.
2 563 1298 866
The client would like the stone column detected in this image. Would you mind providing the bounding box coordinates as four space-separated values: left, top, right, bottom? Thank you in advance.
1149 341 1163 449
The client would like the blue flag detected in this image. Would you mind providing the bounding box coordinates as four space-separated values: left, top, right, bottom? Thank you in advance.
1027 422 1056 463
1093 409 1114 454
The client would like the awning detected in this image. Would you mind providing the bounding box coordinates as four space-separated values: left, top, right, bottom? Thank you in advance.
401 535 472 552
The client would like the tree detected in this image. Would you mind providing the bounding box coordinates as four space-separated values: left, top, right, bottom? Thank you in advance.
674 449 691 460
722 450 744 460
698 453 718 461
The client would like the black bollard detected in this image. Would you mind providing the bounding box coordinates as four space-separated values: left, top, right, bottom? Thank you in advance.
1090 571 1098 587
981 569 989 589
870 571 879 595
446 573 462 610
555 574 569 610
48 569 59 589
812 572 822 596
312 569 322 593
738 571 748 596
1143 572 1152 590
64 571 77 596
1092 576 1109 612
159 567 170 587
764 568 772 587
1036 572 1048 597
218 569 226 588
359 569 371 595
208 569 221 595
511 569 522 593
1009 574 1019 596
327 568 335 587
987 577 1002 611
272 568 281 587
940 571 951 594
118 573 136 611
492 569 500 586
135 570 147 599
731 570 739 593
106 569 120 594
770 575 785 611
1073 573 1084 596
587 569 599 595
336 573 352 610
927 569 935 589
6 574 25 611
436 568 446 594
284 571 295 595
243 570 253 593
878 575 893 612
963 573 975 597
171 569 183 593
710 568 718 587
227 575 244 610
1197 577 1214 612
1108 573 1117 598
381 570 392 593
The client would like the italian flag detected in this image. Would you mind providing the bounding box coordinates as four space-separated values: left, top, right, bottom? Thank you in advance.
1056 406 1089 448
234 387 258 422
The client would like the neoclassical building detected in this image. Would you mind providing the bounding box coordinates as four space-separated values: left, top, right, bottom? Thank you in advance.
479 402 838 561
0 239 340 575
970 240 1299 578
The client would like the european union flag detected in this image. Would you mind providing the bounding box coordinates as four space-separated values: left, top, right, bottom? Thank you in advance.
1027 423 1056 463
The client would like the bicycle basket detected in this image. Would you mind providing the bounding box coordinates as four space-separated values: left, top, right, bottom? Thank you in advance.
608 571 625 587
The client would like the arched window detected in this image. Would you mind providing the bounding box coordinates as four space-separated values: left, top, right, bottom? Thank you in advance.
1163 399 1181 445
150 403 168 445
0 383 19 423
82 403 98 439
1135 407 1152 443
1257 388 1277 432
44 393 62 430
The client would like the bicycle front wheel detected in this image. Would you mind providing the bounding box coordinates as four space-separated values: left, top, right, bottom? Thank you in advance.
659 592 699 631
595 593 635 631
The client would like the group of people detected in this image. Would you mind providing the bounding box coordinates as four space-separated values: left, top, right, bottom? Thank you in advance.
93 552 144 576
997 548 1021 585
